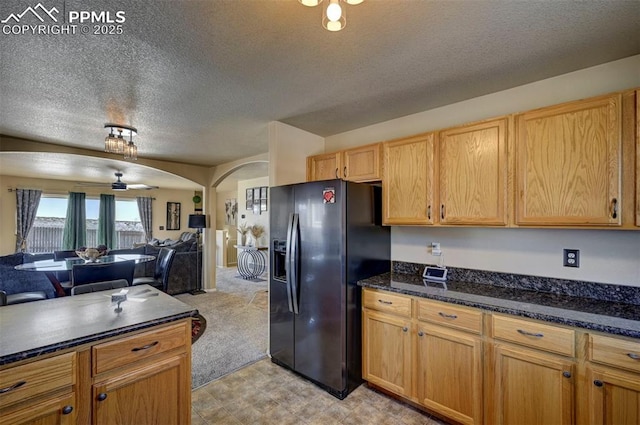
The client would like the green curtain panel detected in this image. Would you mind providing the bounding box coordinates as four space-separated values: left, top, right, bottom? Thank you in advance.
62 192 86 249
98 194 116 249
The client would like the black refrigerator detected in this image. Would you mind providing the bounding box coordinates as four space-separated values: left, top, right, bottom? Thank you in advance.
269 179 390 399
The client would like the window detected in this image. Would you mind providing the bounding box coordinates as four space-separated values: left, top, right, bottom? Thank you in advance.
26 196 146 253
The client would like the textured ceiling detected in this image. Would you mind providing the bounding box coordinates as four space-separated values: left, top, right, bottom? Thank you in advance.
1 0 639 184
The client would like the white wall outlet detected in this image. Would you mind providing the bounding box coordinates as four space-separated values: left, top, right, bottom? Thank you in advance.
431 242 442 256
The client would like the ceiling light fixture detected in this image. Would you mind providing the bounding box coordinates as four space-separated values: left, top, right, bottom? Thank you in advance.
104 123 138 161
299 0 363 32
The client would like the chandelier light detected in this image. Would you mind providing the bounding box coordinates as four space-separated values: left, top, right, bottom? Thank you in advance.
299 0 364 32
104 123 138 160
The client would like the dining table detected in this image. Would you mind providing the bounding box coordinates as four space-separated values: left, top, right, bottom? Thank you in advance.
15 254 156 296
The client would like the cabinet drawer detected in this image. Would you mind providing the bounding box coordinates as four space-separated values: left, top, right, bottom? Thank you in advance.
363 289 412 318
0 352 75 409
93 322 188 375
590 334 640 373
416 299 482 334
492 315 575 357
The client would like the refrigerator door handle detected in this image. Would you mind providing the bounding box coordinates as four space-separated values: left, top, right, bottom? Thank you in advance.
285 213 295 313
290 213 300 314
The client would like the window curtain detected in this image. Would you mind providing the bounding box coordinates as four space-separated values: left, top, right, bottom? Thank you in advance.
15 189 42 252
136 196 153 242
98 194 116 249
62 192 86 249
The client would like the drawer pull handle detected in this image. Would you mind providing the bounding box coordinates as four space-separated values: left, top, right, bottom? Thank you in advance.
628 353 640 360
0 380 26 394
344 166 347 178
418 331 424 337
427 205 431 220
62 405 74 415
438 312 458 319
335 168 339 179
593 380 604 387
517 329 544 338
562 371 571 378
97 393 108 401
611 198 618 219
131 341 159 352
378 299 393 305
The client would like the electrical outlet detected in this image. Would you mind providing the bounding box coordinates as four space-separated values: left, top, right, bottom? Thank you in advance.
431 242 441 256
563 249 580 268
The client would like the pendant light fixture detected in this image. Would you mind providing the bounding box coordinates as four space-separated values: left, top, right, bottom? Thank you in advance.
104 123 138 160
299 0 364 32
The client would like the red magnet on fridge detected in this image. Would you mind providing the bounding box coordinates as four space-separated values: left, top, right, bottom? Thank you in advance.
323 188 335 203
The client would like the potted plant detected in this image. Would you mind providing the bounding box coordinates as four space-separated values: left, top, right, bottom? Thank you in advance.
237 222 249 246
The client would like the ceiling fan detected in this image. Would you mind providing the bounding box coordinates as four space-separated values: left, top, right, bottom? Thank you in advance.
76 172 159 191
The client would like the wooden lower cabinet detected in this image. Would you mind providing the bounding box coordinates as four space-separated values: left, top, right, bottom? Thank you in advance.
587 366 640 425
489 344 575 425
0 319 191 425
1 393 76 425
93 354 190 425
416 324 483 425
362 308 412 397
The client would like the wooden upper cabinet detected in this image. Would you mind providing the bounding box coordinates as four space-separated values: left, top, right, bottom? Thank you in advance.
382 134 435 225
438 117 508 225
342 143 382 182
307 152 341 181
307 143 382 182
515 93 622 226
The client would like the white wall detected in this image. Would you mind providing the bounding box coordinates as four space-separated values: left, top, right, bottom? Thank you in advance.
237 177 270 247
325 56 640 287
0 174 199 255
268 121 324 186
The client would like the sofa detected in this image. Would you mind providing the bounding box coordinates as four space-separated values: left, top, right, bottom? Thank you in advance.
0 252 57 302
110 232 201 295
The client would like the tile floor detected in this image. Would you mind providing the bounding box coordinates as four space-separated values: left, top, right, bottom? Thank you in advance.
192 358 448 425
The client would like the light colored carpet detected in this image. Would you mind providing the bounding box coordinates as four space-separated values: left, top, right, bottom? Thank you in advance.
175 267 268 389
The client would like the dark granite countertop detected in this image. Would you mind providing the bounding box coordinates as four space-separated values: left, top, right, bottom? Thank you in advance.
0 285 197 366
359 272 640 339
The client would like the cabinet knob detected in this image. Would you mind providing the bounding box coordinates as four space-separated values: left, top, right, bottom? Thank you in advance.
62 405 74 415
562 371 571 378
402 327 408 333
593 380 604 387
97 393 108 401
418 331 424 337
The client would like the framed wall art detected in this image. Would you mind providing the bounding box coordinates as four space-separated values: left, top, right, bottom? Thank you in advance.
167 202 181 230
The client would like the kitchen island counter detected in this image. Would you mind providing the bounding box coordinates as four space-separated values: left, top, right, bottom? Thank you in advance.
359 271 640 339
0 284 197 365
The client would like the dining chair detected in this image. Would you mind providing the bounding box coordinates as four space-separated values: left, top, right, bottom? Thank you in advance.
71 279 129 295
71 260 136 288
53 250 80 289
132 248 176 292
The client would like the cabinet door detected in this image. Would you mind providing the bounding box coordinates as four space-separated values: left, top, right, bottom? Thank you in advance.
438 117 507 225
382 134 435 225
93 354 190 425
1 393 76 425
362 309 412 397
491 344 574 425
587 366 640 425
417 324 482 425
516 94 622 225
343 143 381 182
306 152 341 181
